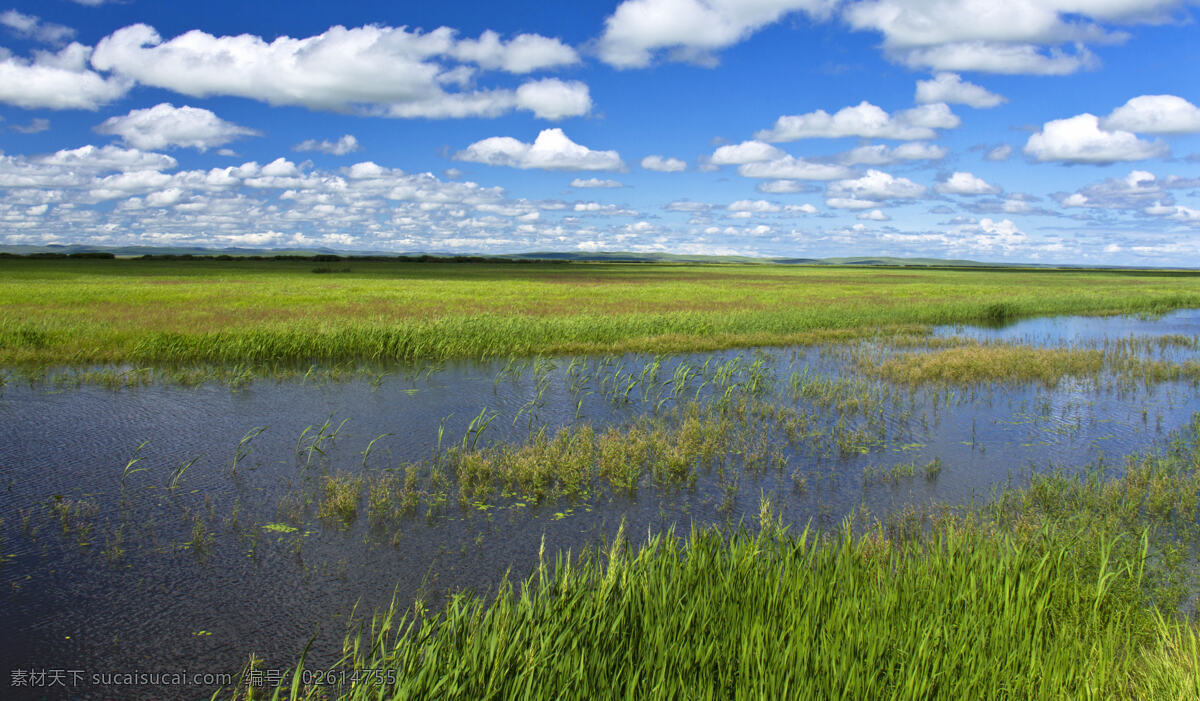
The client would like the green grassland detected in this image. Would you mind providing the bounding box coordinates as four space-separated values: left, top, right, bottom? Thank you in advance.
4 257 1200 367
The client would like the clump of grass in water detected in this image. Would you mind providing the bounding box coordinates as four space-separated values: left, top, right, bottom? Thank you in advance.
317 474 363 527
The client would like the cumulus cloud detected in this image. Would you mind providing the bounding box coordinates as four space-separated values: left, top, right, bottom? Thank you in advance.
90 23 588 120
571 177 623 188
710 140 786 165
597 0 836 68
858 209 890 220
756 101 959 142
737 156 853 180
450 29 580 73
841 0 1182 74
294 134 361 155
641 155 687 172
915 72 1006 108
1024 113 1168 163
1 10 75 44
828 169 927 202
895 43 1097 75
1102 95 1200 134
955 217 1028 252
1145 202 1200 223
511 79 593 120
728 199 782 213
840 141 947 165
825 197 881 210
0 42 131 109
935 171 1001 195
37 144 177 172
1055 170 1164 209
0 143 590 253
756 179 819 194
454 129 624 171
96 103 261 151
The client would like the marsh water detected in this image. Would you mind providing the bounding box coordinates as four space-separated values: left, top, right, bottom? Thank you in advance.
3 310 1200 699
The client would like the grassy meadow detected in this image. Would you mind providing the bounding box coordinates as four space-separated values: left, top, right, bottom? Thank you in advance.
4 257 1200 366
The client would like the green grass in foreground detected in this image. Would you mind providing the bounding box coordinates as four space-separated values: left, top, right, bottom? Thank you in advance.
4 258 1200 366
230 417 1200 700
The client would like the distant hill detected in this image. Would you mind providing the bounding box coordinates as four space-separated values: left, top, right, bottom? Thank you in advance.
0 243 1189 270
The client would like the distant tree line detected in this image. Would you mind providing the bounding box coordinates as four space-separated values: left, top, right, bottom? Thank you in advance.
0 251 566 264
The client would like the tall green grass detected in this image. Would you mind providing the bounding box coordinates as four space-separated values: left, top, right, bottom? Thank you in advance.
241 509 1197 699
4 258 1200 366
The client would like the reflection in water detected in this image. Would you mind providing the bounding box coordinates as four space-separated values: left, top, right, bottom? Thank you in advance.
1 309 1199 698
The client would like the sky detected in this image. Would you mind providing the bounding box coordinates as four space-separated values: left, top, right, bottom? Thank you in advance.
0 1 1198 265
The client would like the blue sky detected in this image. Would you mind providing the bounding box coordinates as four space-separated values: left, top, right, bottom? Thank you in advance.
1 0 1198 264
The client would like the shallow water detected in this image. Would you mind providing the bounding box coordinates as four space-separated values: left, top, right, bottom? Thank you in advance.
2 310 1200 699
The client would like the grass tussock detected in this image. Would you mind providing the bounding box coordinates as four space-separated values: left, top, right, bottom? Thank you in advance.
317 474 363 527
869 342 1200 386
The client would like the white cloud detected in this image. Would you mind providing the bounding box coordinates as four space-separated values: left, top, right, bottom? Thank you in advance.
935 171 1001 195
728 199 782 213
1056 169 1163 209
450 30 580 73
641 155 687 172
829 169 927 201
841 0 1182 74
512 79 593 120
454 128 624 171
844 1 1128 48
756 179 817 194
91 23 587 120
710 140 786 165
737 156 853 180
37 144 177 172
756 101 959 142
840 141 947 165
985 144 1012 161
826 197 880 210
1102 95 1200 134
955 217 1028 252
1024 113 1168 163
0 42 130 109
858 209 890 220
664 200 711 212
294 134 361 155
1 10 75 44
1145 202 1200 223
597 0 837 68
571 177 623 188
10 118 50 134
893 43 1097 75
96 103 261 151
914 72 1006 108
